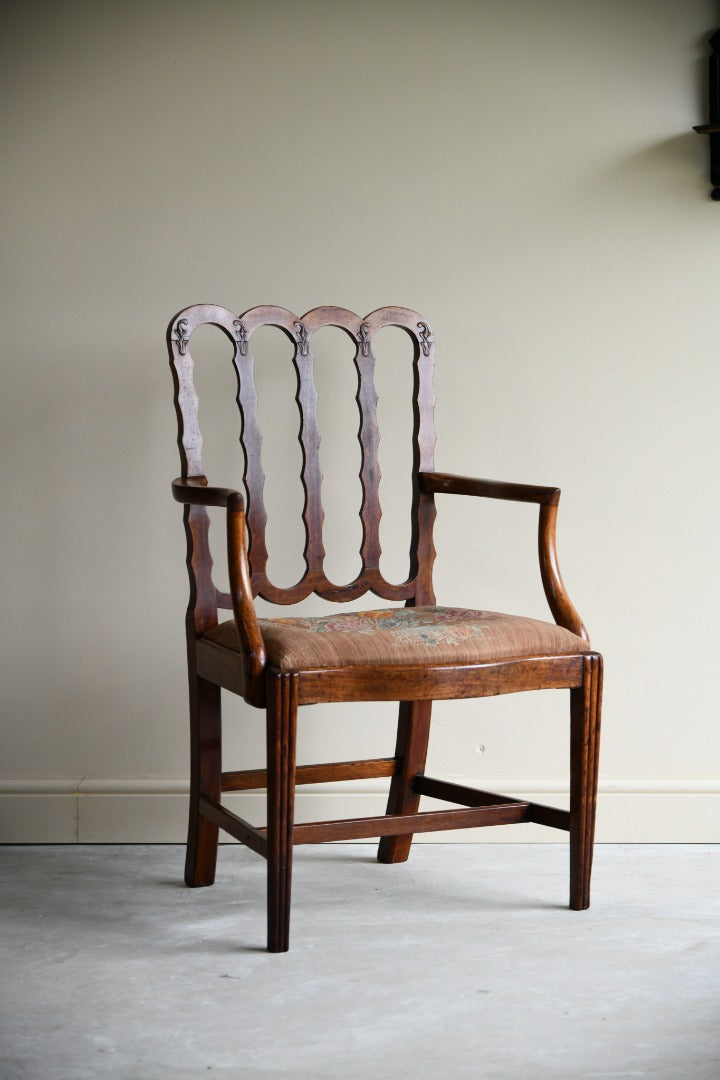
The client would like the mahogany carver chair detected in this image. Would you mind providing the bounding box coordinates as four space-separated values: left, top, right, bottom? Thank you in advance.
168 304 602 953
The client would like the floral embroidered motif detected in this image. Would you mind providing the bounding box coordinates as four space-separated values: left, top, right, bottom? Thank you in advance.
233 318 249 356
258 606 488 647
417 321 432 357
294 321 310 357
358 322 371 357
174 318 189 356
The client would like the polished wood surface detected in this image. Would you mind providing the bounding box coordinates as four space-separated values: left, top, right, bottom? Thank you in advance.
168 304 603 951
221 757 397 792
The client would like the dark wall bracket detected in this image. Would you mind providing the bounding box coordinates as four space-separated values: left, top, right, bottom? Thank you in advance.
694 31 720 199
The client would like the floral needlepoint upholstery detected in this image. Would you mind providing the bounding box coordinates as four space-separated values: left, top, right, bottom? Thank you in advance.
204 606 591 671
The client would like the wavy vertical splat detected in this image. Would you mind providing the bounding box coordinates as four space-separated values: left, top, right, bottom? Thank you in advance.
363 308 437 603
232 332 268 583
292 325 325 579
354 337 382 572
411 319 437 603
170 320 203 476
168 308 228 636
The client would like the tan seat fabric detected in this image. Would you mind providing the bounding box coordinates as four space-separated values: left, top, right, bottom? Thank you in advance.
203 606 590 672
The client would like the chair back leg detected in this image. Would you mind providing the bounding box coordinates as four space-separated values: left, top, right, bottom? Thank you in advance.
569 654 603 909
266 672 298 952
378 700 433 864
185 675 222 887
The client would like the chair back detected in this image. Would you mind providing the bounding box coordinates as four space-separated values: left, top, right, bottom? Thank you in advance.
168 305 438 619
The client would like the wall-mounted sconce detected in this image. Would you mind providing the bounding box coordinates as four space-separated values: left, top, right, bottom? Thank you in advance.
694 30 720 199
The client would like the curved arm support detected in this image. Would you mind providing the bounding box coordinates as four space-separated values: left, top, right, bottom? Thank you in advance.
420 471 588 642
226 496 266 703
173 476 267 701
538 503 588 641
172 475 242 508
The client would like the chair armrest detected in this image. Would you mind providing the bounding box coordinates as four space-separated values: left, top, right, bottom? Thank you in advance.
420 471 588 641
172 476 267 695
172 476 244 510
420 471 560 506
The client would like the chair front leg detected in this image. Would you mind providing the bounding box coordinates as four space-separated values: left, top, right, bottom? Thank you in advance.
378 699 432 864
185 674 222 887
266 671 298 953
569 653 603 909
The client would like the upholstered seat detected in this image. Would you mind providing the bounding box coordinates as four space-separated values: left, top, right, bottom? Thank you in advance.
204 606 592 672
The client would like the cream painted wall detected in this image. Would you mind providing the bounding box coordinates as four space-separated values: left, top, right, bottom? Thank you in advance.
2 0 718 841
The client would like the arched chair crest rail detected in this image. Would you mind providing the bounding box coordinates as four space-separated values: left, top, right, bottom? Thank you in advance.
167 303 602 953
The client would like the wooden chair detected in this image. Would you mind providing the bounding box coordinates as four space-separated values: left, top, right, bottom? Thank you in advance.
168 304 602 953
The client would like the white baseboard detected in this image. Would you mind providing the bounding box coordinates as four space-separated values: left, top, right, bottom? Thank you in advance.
0 778 718 843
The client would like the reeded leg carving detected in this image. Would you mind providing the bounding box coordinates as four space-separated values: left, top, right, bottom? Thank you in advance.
266 672 298 953
185 674 222 888
378 700 432 864
569 654 603 909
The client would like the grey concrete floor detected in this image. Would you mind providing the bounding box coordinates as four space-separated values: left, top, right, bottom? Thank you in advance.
0 844 718 1080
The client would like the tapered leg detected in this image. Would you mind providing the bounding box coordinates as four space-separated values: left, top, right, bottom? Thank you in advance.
569 654 603 909
185 674 222 887
266 672 298 953
377 700 432 864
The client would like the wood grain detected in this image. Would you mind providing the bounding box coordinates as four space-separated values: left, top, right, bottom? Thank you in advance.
377 700 432 864
266 672 297 952
221 757 396 792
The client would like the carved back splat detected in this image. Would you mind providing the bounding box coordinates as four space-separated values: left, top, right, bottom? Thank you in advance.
168 305 437 619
